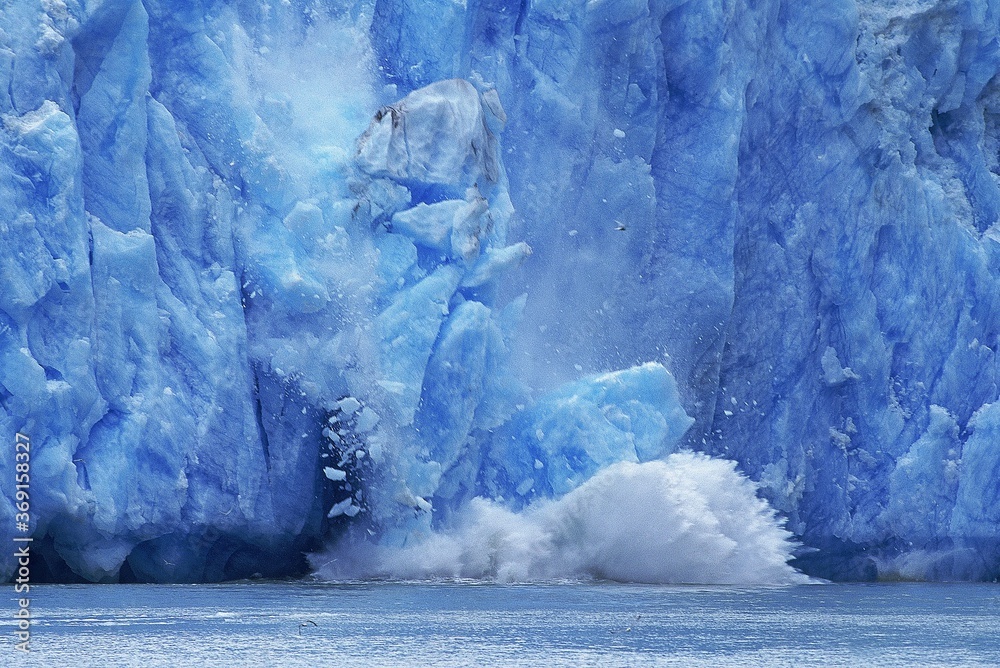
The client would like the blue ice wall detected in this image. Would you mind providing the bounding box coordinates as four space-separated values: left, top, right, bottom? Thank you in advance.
3 0 1000 582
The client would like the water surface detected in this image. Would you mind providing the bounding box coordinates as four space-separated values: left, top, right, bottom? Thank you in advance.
9 581 1000 666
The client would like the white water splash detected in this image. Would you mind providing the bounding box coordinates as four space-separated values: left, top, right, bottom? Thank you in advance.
313 452 808 585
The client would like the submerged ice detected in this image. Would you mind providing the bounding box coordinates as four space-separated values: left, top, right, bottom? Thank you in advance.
3 0 1000 583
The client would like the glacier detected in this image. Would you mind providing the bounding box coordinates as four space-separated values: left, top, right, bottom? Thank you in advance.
3 0 1000 583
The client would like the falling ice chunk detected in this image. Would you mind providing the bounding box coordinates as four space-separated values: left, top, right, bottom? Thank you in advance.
355 407 380 433
337 397 362 416
323 467 347 482
821 346 862 386
356 79 496 185
613 128 626 138
460 241 532 288
327 498 355 518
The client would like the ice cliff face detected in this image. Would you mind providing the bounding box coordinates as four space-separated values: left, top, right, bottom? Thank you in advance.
2 0 1000 582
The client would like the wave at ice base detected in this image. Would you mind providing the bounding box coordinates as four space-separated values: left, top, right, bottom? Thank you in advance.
313 454 807 585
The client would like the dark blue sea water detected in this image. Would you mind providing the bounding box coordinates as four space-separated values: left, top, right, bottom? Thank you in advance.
7 582 1000 666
